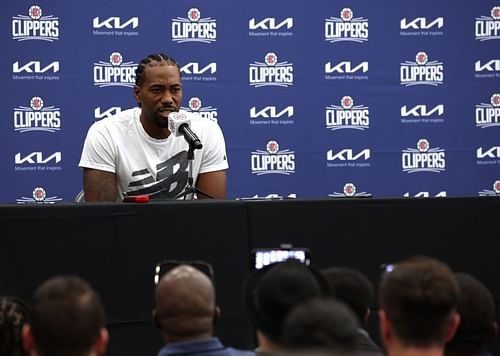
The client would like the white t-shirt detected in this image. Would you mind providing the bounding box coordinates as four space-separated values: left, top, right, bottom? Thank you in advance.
79 108 228 201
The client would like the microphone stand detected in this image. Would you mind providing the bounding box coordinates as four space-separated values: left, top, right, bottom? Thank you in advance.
175 143 215 200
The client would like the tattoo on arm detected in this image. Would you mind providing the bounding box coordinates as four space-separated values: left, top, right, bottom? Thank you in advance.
83 169 117 202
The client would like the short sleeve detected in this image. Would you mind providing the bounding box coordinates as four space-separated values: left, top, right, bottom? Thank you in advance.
198 121 229 174
78 121 117 173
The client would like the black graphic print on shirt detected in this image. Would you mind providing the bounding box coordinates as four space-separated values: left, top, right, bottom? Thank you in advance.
125 151 188 199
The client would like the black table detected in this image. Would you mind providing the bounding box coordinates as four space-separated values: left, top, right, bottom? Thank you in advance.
1 197 499 355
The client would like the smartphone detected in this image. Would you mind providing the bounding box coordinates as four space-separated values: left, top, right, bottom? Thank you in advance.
251 247 311 270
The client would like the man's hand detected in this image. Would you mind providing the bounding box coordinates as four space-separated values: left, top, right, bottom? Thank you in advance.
83 168 118 202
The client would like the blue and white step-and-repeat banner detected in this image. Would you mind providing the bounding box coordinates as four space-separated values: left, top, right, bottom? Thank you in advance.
2 0 499 203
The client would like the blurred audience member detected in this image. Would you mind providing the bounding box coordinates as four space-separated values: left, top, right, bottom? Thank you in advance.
154 262 254 356
378 256 460 356
281 297 359 355
445 272 498 356
321 267 384 355
22 275 108 356
242 260 331 354
0 296 30 356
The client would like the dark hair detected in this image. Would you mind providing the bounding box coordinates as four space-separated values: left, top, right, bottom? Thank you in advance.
445 273 497 355
0 297 30 356
30 275 106 356
135 53 180 87
379 255 459 347
321 267 374 326
282 297 358 354
243 260 332 343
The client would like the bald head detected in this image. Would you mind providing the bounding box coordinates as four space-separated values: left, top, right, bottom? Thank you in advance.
154 265 217 342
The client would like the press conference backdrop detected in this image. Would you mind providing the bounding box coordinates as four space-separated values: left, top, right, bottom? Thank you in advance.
2 0 499 203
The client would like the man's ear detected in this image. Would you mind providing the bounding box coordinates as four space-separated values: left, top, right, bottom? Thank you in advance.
22 323 35 354
95 327 109 356
363 308 371 327
152 309 161 329
445 312 461 343
378 309 392 348
490 321 498 341
133 85 141 107
213 306 221 326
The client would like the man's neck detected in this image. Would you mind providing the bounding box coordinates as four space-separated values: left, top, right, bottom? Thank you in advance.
164 332 213 344
256 331 282 353
387 344 445 356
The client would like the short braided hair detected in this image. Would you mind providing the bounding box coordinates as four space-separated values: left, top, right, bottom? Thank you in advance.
0 296 30 356
135 53 180 87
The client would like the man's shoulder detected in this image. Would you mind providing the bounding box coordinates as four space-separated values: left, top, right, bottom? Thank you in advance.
157 338 255 356
223 347 256 356
94 108 137 126
90 107 139 132
355 330 384 355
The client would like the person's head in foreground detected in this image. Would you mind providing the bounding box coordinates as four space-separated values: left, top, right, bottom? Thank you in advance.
378 255 460 356
445 272 498 356
22 275 108 356
243 259 332 353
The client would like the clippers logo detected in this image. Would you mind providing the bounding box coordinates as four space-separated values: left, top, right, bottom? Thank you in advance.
251 141 295 175
329 183 371 198
479 180 500 196
14 96 61 133
324 61 368 80
16 187 62 204
14 151 62 172
400 17 444 36
403 191 447 198
94 106 122 121
326 96 369 131
12 60 60 81
400 104 444 124
180 62 217 82
475 7 500 41
476 93 500 128
12 5 59 41
327 148 371 168
249 105 294 125
181 97 218 123
237 193 297 200
248 17 294 37
325 8 368 43
92 16 139 36
172 8 216 43
93 52 137 88
400 52 443 86
402 139 445 173
477 146 500 166
249 52 293 87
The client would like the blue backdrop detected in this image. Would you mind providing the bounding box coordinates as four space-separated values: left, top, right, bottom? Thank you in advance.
2 0 499 203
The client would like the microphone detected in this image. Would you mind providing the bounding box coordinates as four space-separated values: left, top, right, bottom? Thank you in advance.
168 112 203 149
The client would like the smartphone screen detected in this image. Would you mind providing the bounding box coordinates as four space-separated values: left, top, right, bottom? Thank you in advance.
252 248 311 269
